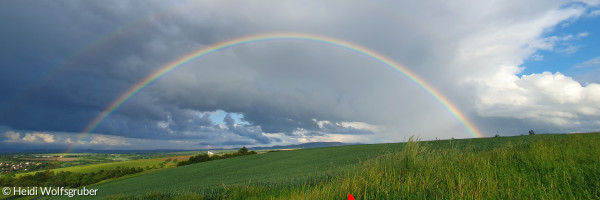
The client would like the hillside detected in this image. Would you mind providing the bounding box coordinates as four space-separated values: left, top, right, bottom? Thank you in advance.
15 156 190 177
55 133 599 199
249 142 357 150
80 143 395 198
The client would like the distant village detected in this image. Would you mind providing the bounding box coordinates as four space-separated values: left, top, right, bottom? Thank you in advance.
0 155 58 174
0 161 45 174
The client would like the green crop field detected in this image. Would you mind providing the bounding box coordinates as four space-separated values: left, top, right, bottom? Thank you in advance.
45 133 599 199
16 156 186 177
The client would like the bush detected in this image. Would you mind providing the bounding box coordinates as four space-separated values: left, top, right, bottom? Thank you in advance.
238 146 249 155
177 147 257 167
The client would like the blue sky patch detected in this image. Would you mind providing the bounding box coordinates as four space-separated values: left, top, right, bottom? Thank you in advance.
521 10 600 83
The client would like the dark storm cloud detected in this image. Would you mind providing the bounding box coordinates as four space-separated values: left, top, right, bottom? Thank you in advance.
0 0 516 141
0 1 225 139
167 111 213 131
148 41 408 136
221 140 259 146
2 1 473 143
2 0 599 149
0 2 163 132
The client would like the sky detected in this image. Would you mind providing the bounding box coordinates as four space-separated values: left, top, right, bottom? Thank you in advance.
1 0 599 150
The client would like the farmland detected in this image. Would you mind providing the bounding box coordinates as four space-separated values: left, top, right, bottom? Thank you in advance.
1 153 169 175
16 156 187 177
11 154 192 178
0 154 194 200
55 132 600 199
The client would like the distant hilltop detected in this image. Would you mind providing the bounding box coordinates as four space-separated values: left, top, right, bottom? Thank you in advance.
249 142 360 150
0 142 360 154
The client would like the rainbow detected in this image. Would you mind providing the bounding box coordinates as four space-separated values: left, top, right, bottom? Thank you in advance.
73 32 484 150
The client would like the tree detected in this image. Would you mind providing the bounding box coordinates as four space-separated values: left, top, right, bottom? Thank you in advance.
529 130 536 135
65 172 82 187
0 173 15 186
238 146 249 155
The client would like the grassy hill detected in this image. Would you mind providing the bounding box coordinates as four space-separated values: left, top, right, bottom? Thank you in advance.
16 155 190 177
73 143 397 199
54 133 599 199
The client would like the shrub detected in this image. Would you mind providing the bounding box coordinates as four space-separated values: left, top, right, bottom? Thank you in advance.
238 146 249 155
177 147 257 167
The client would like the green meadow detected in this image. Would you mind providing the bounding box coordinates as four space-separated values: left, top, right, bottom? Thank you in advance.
16 156 184 177
53 132 600 199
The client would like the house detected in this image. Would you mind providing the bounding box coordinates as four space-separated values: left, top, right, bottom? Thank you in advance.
207 151 216 156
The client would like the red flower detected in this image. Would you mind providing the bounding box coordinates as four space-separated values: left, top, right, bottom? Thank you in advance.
348 193 355 200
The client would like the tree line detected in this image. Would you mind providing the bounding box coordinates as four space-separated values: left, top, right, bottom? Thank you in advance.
177 147 257 167
0 166 143 188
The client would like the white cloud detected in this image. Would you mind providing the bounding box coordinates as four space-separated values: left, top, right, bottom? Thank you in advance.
4 131 20 142
531 54 544 61
577 0 600 6
339 121 377 130
578 32 590 37
476 71 600 127
527 34 583 55
63 137 86 145
559 45 582 55
296 133 365 144
446 3 600 132
4 131 55 143
88 135 130 146
574 56 600 68
21 134 36 142
457 5 584 76
25 133 55 143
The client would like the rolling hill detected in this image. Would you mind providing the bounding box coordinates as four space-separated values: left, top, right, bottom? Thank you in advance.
51 133 599 199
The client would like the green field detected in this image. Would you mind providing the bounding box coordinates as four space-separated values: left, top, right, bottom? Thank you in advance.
52 133 600 199
84 143 394 198
16 156 185 177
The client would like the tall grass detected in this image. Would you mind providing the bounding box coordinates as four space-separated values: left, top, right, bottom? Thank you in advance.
282 134 599 199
